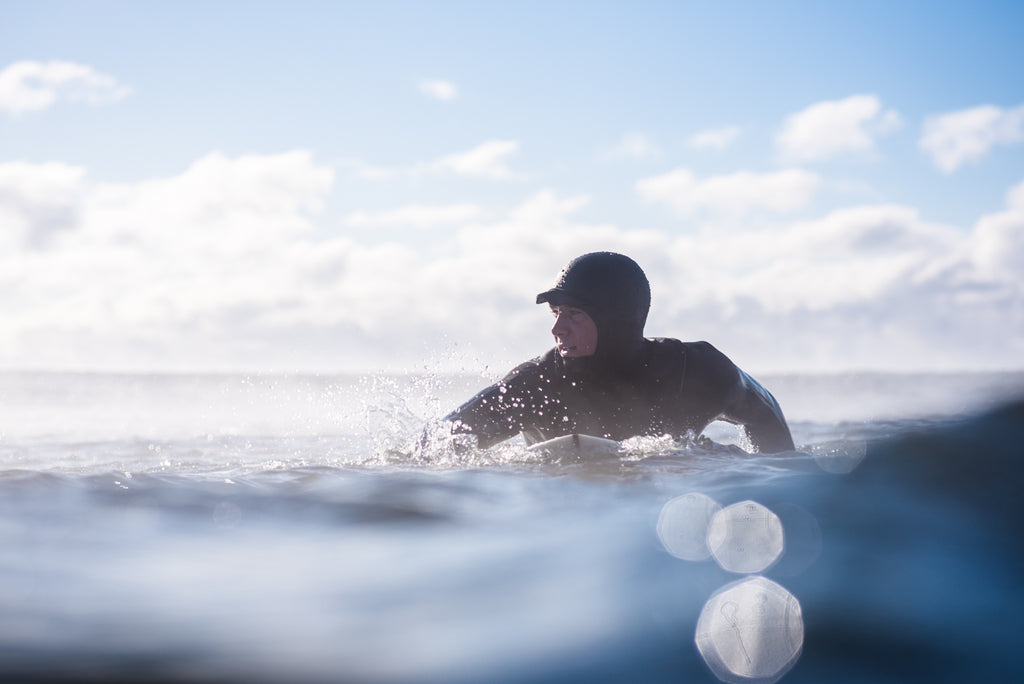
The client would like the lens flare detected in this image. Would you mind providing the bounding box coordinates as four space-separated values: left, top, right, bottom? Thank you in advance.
707 500 784 573
696 576 804 684
810 439 867 474
656 492 723 561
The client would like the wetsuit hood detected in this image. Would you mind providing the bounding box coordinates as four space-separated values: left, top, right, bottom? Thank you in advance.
536 252 651 376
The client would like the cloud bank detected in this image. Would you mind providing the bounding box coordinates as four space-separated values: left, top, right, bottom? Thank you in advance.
2 150 1021 373
343 204 485 229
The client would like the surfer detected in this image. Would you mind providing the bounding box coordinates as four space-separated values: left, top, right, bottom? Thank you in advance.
436 252 795 453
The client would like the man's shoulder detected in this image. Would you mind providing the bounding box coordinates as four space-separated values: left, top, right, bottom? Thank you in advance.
647 337 726 360
502 348 560 382
648 338 737 385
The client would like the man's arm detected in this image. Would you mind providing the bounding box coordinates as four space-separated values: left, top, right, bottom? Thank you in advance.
438 381 523 450
721 368 795 453
426 358 548 451
681 341 794 453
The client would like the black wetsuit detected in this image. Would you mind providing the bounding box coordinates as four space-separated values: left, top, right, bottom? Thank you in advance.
444 338 795 452
440 252 794 453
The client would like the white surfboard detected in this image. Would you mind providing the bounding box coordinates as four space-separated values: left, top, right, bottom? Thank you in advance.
526 433 622 459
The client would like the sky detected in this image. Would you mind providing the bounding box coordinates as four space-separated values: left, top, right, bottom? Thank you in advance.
1 0 1023 375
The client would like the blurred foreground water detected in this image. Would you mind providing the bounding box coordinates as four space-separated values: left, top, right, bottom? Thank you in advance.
0 370 1022 683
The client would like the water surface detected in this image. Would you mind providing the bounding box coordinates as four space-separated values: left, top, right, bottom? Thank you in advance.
1 371 1022 682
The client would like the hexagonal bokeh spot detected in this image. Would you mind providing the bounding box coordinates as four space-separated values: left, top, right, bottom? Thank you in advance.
707 500 784 573
656 492 722 561
696 576 804 684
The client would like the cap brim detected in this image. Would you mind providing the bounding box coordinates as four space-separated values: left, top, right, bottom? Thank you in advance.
536 288 588 307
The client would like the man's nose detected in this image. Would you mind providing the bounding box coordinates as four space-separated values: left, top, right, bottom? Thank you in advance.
551 313 569 336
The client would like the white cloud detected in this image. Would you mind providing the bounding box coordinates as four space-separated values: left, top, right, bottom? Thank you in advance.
646 198 1023 372
349 139 522 181
688 126 742 150
0 161 85 247
738 204 965 311
80 150 333 252
343 203 484 229
0 151 335 355
0 169 659 371
0 60 130 115
919 103 1024 173
434 139 520 179
972 178 1024 279
508 189 589 224
3 153 1023 373
776 94 901 162
417 79 458 101
635 167 820 217
606 132 660 160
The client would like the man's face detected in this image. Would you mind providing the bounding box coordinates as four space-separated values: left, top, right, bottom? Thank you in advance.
550 305 598 357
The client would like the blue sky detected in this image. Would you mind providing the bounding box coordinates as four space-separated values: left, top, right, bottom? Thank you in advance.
2 1 1023 373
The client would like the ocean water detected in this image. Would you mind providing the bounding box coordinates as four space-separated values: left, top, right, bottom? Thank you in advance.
1 370 1022 683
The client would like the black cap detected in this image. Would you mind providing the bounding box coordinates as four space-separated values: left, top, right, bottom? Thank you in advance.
536 252 650 321
538 252 652 370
